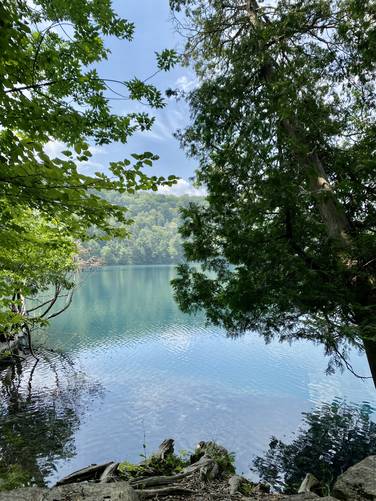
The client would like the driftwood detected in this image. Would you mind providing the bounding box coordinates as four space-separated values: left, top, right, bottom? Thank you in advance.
131 454 218 489
99 462 119 483
150 438 175 461
55 462 113 486
137 486 196 498
199 458 219 481
130 472 190 488
228 475 243 495
55 437 226 495
182 454 212 474
298 473 320 493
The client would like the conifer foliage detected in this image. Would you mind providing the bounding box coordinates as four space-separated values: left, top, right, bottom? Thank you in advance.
170 0 376 383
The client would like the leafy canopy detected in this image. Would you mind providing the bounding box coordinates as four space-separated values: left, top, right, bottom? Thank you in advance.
0 0 178 334
83 193 204 265
170 0 376 377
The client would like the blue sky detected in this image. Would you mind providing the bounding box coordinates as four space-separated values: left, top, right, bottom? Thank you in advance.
88 1 201 195
47 1 201 194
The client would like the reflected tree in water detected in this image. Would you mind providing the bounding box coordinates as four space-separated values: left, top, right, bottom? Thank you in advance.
253 400 376 495
0 353 102 491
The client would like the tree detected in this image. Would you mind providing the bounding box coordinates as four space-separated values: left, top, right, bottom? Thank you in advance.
170 0 376 384
0 206 77 353
0 0 177 339
82 193 204 265
253 400 376 495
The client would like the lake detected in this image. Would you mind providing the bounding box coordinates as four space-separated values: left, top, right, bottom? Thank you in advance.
1 265 374 486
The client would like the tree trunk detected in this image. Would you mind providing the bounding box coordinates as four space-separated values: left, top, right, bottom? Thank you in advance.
244 1 376 387
363 339 376 387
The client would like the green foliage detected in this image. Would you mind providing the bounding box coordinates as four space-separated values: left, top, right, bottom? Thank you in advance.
83 193 204 265
118 461 145 477
252 401 376 494
147 453 188 475
118 452 189 479
156 49 180 71
201 443 236 475
170 0 376 375
0 0 178 335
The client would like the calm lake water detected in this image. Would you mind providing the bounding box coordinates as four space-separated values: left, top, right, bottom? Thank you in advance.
1 265 375 485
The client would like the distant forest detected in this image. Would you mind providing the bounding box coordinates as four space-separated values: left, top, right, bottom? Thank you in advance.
84 193 203 265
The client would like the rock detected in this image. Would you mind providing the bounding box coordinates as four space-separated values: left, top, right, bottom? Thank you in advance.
252 483 270 494
288 497 338 501
0 487 46 501
0 481 139 500
286 494 320 500
319 498 340 501
228 475 242 495
332 455 376 500
228 475 268 496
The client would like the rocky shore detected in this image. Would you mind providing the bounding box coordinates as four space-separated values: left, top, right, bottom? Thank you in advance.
1 439 374 500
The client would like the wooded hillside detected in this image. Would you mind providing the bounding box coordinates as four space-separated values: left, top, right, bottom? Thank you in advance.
84 193 203 265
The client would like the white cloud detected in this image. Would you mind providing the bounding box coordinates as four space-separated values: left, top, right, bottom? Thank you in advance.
44 139 65 158
146 119 173 142
175 75 198 93
141 108 187 142
44 140 106 172
158 179 206 197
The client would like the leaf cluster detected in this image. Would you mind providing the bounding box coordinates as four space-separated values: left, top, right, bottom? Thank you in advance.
0 0 178 334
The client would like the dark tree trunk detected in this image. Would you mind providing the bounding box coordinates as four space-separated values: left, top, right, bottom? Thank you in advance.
363 339 376 388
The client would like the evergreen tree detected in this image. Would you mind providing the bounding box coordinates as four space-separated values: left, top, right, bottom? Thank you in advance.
170 0 376 384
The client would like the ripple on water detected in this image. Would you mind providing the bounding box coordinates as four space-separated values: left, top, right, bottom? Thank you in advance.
5 265 374 485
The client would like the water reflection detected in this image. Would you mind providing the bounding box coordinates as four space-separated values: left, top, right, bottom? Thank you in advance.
0 353 102 490
0 266 371 486
42 266 374 481
252 400 376 494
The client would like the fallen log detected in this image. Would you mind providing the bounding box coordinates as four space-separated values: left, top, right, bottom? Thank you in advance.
182 454 215 475
137 486 196 498
100 462 119 483
130 472 190 489
55 462 113 486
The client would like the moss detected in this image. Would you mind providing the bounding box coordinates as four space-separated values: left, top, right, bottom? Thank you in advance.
117 452 190 480
146 453 189 475
117 461 145 478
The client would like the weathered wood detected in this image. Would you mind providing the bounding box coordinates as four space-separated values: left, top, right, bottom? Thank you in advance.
55 462 113 486
137 486 196 498
130 472 190 489
199 460 219 481
151 438 175 460
298 473 320 494
228 475 243 495
99 462 119 483
182 454 215 475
